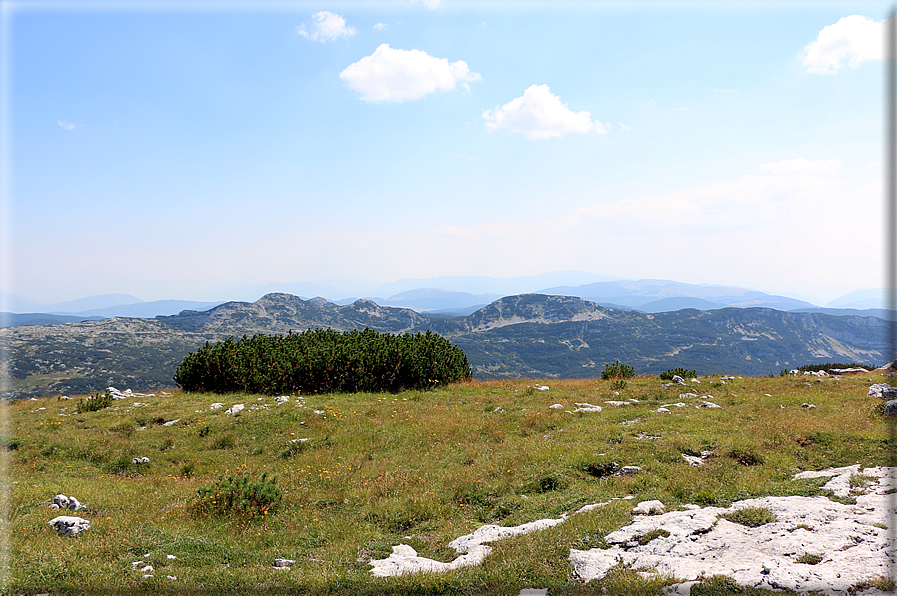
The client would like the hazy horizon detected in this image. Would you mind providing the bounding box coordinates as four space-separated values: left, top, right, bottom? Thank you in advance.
2 1 888 306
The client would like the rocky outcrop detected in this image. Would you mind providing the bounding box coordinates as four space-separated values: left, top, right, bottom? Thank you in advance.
570 466 895 595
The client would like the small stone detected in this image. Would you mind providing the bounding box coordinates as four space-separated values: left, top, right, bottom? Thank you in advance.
632 500 664 515
549 404 564 410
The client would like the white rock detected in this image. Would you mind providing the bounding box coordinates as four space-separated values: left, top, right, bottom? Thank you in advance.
209 403 224 410
868 384 897 399
167 575 177 580
224 404 244 415
604 401 629 407
274 558 295 567
448 515 568 553
369 544 493 577
131 561 144 569
690 378 700 383
682 454 704 467
549 404 564 410
632 500 665 515
801 403 817 409
275 396 289 404
167 554 176 559
162 419 181 427
656 407 670 413
535 385 550 392
696 401 721 409
574 405 603 413
570 467 897 595
141 565 154 573
48 516 91 536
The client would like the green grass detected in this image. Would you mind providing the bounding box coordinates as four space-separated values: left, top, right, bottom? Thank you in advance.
6 373 893 594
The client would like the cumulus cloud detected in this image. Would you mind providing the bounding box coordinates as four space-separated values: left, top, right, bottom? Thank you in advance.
482 84 606 140
339 44 481 102
57 120 76 131
800 15 884 74
373 22 388 31
296 11 356 43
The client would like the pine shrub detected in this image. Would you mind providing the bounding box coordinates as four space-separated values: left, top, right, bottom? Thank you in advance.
660 367 697 380
173 328 471 395
601 359 634 380
76 391 113 413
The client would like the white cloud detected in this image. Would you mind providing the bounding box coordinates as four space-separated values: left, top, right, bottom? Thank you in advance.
573 158 844 231
57 120 76 131
800 15 884 74
482 84 606 140
296 12 356 43
339 44 481 102
373 22 388 31
413 0 440 8
618 121 632 131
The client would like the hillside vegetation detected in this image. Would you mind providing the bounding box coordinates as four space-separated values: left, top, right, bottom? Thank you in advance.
6 371 892 594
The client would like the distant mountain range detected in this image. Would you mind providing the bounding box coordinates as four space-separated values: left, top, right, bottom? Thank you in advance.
2 292 890 399
1 276 889 328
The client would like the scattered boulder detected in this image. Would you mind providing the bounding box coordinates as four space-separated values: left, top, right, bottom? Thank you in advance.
535 385 550 392
548 404 564 410
868 384 897 399
696 401 721 409
801 403 816 409
573 403 603 413
275 396 289 405
162 419 181 427
690 378 700 384
632 500 665 515
48 516 90 536
132 457 150 464
671 375 686 385
53 494 82 511
883 400 897 417
106 387 134 400
274 558 295 569
604 401 630 407
209 403 224 410
224 404 244 415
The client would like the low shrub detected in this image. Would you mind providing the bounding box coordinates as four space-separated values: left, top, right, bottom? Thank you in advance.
660 367 697 380
76 391 113 413
193 473 282 518
173 328 471 395
610 379 627 391
601 359 635 380
795 553 823 565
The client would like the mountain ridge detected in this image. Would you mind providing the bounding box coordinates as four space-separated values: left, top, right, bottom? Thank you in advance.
2 292 890 399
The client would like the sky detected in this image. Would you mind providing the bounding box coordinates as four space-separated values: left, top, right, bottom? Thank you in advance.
1 0 891 305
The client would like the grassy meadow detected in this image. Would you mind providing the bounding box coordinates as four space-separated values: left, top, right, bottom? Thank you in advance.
3 372 894 595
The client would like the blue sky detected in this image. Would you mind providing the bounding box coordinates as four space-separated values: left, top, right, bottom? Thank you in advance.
2 0 890 304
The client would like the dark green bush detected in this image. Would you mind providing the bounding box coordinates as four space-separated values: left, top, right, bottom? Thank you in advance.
173 328 471 395
601 359 634 380
660 367 697 380
76 391 113 413
194 473 282 518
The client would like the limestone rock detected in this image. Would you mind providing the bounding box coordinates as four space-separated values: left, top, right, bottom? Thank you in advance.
448 515 568 553
369 544 493 577
868 384 897 399
632 500 665 515
571 467 896 595
548 403 564 410
48 516 91 536
224 404 244 415
884 399 897 417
